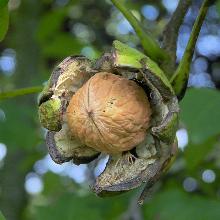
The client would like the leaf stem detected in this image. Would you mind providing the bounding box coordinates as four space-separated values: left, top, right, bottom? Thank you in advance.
171 0 211 100
110 0 168 63
0 86 43 100
162 0 192 76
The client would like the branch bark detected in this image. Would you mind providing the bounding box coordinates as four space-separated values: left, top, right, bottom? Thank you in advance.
0 1 44 219
162 0 192 76
0 150 28 220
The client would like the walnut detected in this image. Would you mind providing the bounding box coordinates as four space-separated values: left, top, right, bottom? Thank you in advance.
38 41 180 203
66 72 151 154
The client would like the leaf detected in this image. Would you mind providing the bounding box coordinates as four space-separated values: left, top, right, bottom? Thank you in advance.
37 8 66 43
33 192 130 220
35 194 102 220
42 34 83 58
216 0 220 15
184 136 217 171
0 211 6 220
0 5 9 42
42 172 70 196
180 88 220 144
0 98 41 150
144 188 220 220
0 0 8 7
37 8 83 58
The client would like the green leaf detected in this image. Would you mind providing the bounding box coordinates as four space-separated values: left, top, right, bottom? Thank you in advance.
37 8 66 43
42 172 70 196
0 0 8 8
0 98 41 150
35 194 102 220
184 136 217 171
0 211 6 220
180 88 220 144
144 188 220 220
33 192 130 220
0 5 9 42
216 0 220 15
42 34 83 58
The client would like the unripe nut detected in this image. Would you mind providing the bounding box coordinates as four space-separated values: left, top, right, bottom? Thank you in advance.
66 72 152 154
38 98 62 131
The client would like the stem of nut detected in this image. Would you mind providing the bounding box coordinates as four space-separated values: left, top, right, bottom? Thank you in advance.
171 0 212 100
0 86 43 100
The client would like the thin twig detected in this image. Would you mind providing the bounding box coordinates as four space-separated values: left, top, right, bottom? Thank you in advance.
121 194 144 220
171 0 212 100
162 0 192 76
110 0 168 63
0 86 43 100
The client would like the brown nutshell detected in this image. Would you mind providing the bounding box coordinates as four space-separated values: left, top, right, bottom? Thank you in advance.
66 72 152 154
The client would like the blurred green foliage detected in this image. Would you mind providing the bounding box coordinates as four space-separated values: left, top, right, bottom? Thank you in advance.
0 211 6 220
0 4 9 42
144 188 220 220
0 1 220 220
180 89 220 144
0 98 41 149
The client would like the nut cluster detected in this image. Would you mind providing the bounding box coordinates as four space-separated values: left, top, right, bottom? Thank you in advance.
38 41 179 200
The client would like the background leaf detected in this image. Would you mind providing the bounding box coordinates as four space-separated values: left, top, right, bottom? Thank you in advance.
0 211 6 220
144 188 220 220
33 187 131 220
0 0 8 8
0 98 41 150
216 0 220 15
0 5 9 42
42 34 83 58
184 136 217 171
180 88 220 144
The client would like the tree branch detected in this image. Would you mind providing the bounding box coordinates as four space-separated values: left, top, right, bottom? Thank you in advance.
171 0 212 100
0 150 28 220
0 86 43 100
162 0 192 75
110 0 168 63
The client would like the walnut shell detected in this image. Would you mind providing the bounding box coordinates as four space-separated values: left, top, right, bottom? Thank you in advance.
66 72 151 154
